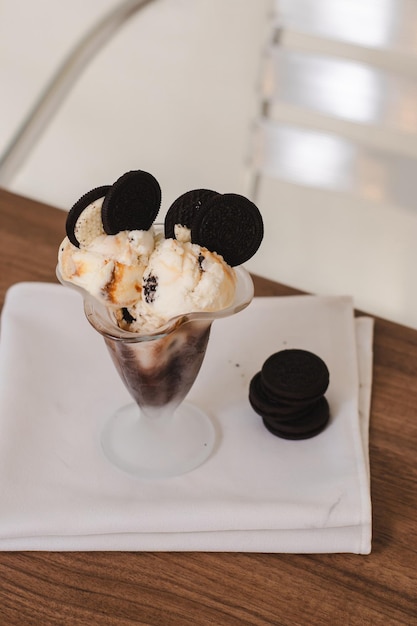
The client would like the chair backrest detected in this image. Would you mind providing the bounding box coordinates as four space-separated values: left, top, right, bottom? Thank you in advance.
245 0 417 329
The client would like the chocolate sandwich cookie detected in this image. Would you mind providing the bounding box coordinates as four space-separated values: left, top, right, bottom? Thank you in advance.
261 397 330 440
249 372 313 420
164 189 218 239
66 185 111 247
102 170 161 235
262 416 329 440
261 349 329 402
190 193 264 266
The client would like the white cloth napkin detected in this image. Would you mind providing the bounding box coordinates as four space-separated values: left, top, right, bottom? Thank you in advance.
0 283 373 553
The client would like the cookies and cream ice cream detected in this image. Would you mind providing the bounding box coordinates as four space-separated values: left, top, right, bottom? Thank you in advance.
59 224 236 334
59 226 155 309
58 170 263 336
120 233 236 332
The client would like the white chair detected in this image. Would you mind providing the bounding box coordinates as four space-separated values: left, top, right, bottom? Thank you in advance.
245 0 417 329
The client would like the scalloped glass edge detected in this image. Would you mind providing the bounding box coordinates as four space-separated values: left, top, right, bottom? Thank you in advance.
56 264 254 343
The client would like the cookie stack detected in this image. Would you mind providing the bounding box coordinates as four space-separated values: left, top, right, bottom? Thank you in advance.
249 349 330 440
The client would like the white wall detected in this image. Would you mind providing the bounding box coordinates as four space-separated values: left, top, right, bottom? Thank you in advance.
0 0 271 211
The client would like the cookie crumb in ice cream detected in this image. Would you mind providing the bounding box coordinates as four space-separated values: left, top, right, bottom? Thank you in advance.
143 274 158 304
121 307 136 324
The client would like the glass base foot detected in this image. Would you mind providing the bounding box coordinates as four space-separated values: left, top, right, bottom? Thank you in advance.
100 401 216 479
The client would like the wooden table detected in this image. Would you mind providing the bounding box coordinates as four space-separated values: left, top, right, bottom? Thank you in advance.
0 188 416 626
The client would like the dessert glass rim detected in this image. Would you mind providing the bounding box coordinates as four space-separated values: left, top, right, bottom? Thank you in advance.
55 262 254 344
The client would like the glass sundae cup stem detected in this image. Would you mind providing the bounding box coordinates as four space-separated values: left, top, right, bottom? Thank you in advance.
99 318 216 479
104 320 211 420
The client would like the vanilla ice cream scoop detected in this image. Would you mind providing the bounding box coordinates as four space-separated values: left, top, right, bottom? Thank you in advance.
58 227 155 308
118 236 237 333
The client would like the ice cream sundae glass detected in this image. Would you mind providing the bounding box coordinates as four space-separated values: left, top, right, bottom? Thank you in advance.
57 170 263 478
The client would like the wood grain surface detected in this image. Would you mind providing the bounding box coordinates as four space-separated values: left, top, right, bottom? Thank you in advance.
0 188 416 625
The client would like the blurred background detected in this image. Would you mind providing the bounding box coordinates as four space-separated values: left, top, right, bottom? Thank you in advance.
1 0 417 329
